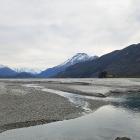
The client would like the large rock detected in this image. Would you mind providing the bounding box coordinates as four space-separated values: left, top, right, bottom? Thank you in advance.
115 137 131 140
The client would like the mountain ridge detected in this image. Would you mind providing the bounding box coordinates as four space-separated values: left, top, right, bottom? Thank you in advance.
0 43 140 78
39 53 98 78
55 43 140 78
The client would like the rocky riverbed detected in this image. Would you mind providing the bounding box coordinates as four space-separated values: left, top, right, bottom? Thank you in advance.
0 78 140 136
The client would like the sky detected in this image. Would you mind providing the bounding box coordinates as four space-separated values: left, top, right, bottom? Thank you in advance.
0 0 140 69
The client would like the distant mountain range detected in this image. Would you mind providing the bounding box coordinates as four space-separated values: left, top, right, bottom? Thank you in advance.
0 43 140 78
0 65 17 78
0 53 97 78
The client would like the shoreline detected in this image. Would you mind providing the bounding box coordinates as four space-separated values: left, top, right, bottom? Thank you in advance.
0 80 108 133
0 78 140 133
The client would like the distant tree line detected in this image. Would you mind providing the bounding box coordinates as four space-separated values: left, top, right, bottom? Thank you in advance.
98 71 108 78
98 71 116 78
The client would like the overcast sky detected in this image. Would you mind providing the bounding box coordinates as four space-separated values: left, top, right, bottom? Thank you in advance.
0 0 140 69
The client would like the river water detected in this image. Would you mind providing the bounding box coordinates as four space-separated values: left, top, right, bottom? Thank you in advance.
0 90 140 140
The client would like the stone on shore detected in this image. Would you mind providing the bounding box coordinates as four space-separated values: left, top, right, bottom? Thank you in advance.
115 137 131 140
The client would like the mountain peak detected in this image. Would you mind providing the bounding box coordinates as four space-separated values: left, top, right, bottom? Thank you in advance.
55 43 140 78
39 53 98 77
74 53 89 56
72 53 89 60
68 53 90 62
61 53 97 67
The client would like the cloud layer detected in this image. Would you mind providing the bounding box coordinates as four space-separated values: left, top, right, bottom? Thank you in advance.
0 0 140 69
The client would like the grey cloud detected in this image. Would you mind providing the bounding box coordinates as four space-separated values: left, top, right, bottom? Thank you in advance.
0 0 140 68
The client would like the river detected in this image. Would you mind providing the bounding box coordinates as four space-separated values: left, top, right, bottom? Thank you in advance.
0 88 140 140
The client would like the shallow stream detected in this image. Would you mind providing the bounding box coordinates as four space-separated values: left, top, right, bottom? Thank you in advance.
0 85 140 140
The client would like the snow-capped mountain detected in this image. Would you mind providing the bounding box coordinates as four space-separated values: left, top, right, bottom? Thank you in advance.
14 68 41 74
55 43 140 78
55 53 98 69
39 53 98 77
60 53 93 67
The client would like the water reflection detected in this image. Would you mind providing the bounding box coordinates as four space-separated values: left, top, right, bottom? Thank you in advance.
0 104 140 140
0 92 140 140
112 92 140 112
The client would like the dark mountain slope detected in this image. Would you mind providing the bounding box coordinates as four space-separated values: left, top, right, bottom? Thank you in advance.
0 67 17 77
56 43 140 78
14 72 36 78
